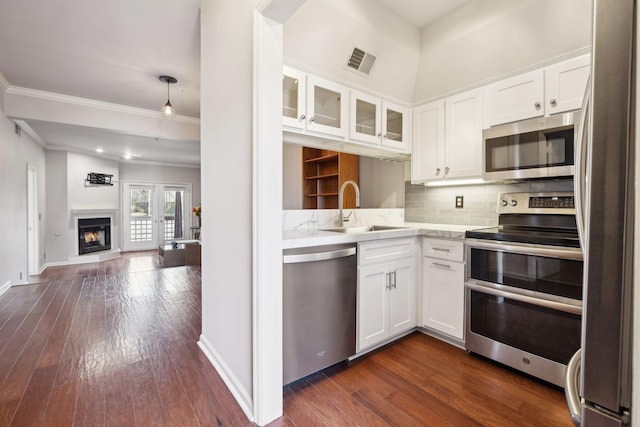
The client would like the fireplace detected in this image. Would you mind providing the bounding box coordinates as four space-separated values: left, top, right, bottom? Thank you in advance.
78 217 111 255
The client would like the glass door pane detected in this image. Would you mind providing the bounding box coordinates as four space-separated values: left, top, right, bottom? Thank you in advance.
385 108 403 141
283 75 299 119
162 188 186 243
314 85 341 128
123 184 158 251
356 99 377 136
130 187 153 242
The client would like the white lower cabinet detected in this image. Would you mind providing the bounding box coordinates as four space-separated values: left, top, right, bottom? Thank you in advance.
421 238 465 341
357 238 417 352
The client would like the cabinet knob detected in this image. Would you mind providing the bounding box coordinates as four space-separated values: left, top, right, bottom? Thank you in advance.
377 132 382 137
534 102 542 110
550 98 557 106
436 168 441 176
309 116 315 123
299 114 305 120
444 166 450 176
383 133 388 138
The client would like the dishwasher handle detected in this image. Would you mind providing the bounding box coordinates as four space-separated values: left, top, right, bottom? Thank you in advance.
283 247 356 264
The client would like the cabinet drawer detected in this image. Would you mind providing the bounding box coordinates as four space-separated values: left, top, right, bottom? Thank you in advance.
422 238 463 262
358 238 416 265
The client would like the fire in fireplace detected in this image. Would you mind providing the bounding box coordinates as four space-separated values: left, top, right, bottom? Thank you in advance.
78 217 111 255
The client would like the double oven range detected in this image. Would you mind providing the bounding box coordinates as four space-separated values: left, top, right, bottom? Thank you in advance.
465 192 582 387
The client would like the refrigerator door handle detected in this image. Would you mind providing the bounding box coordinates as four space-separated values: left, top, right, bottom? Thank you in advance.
564 349 582 427
574 81 590 252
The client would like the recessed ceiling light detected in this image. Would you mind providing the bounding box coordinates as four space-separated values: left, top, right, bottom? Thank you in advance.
96 148 104 153
123 154 132 160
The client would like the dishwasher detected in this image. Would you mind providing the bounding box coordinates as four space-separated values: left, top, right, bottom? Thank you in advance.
283 244 357 385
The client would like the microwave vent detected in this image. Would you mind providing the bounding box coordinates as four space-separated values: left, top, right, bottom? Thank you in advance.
347 47 376 75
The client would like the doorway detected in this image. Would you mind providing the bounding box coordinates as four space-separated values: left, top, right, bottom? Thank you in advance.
27 164 39 276
122 182 192 251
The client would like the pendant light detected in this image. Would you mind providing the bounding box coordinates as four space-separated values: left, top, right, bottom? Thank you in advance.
159 75 177 117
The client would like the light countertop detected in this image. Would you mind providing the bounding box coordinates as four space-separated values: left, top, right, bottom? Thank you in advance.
283 222 486 250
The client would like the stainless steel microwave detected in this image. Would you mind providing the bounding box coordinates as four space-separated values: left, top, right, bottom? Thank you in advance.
483 111 580 181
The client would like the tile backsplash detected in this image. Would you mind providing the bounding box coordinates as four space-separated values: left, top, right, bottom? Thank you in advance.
405 179 573 226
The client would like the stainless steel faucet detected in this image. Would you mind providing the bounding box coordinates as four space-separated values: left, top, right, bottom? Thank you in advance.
338 180 360 227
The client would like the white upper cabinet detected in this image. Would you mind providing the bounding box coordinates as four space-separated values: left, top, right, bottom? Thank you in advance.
306 74 349 138
411 100 444 182
445 88 484 180
411 88 483 183
349 90 411 153
282 66 307 130
282 66 348 138
544 54 591 114
484 69 544 127
485 54 591 127
381 101 410 152
350 89 382 145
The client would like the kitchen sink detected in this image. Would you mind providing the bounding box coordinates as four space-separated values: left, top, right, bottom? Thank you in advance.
322 225 408 234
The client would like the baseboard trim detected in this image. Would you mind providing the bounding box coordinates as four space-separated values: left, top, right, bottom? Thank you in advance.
417 326 465 350
44 261 70 268
0 281 11 297
198 334 254 422
67 249 121 265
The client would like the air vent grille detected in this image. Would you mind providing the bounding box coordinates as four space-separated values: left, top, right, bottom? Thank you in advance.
347 47 376 75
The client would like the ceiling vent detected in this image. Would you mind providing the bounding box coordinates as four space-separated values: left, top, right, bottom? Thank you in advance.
347 47 376 75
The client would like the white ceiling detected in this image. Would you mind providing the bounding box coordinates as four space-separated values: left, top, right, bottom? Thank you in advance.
376 0 471 29
0 0 469 167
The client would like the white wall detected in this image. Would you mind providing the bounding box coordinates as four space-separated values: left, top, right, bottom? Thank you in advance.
45 151 72 264
67 152 119 210
283 144 302 209
0 109 46 284
359 157 405 208
200 0 254 410
119 163 201 207
413 0 592 102
44 152 120 263
284 0 420 103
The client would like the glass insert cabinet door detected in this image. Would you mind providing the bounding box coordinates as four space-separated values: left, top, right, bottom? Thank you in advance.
282 66 307 130
349 90 410 151
349 90 382 145
306 74 348 138
381 101 411 152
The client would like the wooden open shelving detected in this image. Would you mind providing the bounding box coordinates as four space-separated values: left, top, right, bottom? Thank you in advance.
302 147 359 209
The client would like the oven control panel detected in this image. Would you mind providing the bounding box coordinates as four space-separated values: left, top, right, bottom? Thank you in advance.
497 192 576 214
529 196 575 209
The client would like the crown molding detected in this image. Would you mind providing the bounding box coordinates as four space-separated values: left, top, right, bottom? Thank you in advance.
45 144 200 169
13 120 47 147
0 72 9 93
5 86 201 125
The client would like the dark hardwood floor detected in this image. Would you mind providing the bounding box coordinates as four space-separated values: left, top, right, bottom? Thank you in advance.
0 251 572 426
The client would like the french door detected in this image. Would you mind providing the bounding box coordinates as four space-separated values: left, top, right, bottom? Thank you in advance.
122 182 192 251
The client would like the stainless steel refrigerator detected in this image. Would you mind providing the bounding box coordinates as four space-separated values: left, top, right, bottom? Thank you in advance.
565 0 634 425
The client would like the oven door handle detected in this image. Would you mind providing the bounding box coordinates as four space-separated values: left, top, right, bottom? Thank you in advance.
465 281 582 315
464 239 583 261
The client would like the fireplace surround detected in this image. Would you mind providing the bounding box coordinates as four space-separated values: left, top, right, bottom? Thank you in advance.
78 217 111 255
